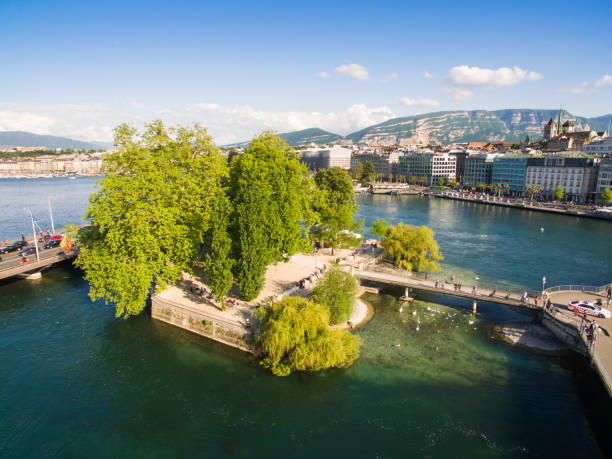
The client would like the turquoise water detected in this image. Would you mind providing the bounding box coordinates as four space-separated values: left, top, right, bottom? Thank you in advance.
1 180 612 457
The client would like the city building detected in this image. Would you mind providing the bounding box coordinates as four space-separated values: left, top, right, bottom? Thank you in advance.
491 156 528 195
399 152 456 184
596 158 612 194
525 156 600 203
463 153 500 186
350 151 402 180
300 147 352 172
448 150 470 183
583 137 612 155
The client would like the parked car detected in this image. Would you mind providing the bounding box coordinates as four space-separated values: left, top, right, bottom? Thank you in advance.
18 246 38 258
0 240 28 254
43 239 62 249
568 300 612 318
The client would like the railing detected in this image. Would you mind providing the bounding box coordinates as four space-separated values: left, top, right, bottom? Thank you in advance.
544 283 611 296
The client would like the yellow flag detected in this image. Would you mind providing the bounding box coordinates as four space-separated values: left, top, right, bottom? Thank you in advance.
60 234 71 254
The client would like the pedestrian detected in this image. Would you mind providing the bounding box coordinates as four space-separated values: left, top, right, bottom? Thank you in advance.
472 285 477 294
21 233 25 242
608 286 611 300
3 239 7 246
534 295 538 307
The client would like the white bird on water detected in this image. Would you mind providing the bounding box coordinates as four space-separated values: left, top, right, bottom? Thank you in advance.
399 305 403 313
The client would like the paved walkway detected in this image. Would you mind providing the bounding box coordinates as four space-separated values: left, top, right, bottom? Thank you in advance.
548 290 612 395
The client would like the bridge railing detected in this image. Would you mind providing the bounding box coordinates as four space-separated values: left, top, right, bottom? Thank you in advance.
544 283 610 296
362 264 541 299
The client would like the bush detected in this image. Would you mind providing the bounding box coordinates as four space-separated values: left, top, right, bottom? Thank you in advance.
255 297 360 376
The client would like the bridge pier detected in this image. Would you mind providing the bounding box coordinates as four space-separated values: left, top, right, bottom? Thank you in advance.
17 271 42 280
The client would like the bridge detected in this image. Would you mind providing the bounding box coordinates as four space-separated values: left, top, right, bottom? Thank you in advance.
0 248 78 281
354 266 541 310
353 262 612 396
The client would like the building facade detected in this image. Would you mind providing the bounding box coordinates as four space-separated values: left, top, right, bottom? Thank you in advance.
596 158 612 194
463 153 499 186
525 157 600 203
491 156 528 195
399 152 456 184
583 137 612 155
350 151 401 180
300 147 352 172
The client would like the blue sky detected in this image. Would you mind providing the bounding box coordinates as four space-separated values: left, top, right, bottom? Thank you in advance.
1 0 611 144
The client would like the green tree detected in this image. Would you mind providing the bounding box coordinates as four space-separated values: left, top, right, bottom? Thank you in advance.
437 177 445 187
312 265 359 324
370 218 389 241
382 223 443 272
76 121 226 317
255 297 361 376
553 185 564 200
448 178 458 188
525 185 542 201
202 190 234 307
352 162 364 181
525 135 530 144
360 160 376 185
228 132 314 300
313 167 357 254
600 188 612 205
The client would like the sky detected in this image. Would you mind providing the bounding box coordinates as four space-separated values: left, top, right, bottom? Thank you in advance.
0 0 611 145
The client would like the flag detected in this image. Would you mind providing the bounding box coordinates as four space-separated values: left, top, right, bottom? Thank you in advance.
60 234 71 254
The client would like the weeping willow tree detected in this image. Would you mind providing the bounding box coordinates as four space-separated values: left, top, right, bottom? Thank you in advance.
383 223 443 272
254 297 361 376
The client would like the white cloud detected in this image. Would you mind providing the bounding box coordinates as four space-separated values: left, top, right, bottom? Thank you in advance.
186 102 393 143
568 82 594 95
317 71 330 79
424 71 434 79
335 63 370 81
444 88 474 102
0 100 396 146
595 74 612 87
400 97 440 109
387 72 399 81
446 65 542 87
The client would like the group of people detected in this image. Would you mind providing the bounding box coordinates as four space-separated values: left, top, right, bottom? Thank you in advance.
583 319 599 349
297 267 325 289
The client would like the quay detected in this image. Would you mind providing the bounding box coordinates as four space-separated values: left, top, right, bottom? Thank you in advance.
428 191 612 220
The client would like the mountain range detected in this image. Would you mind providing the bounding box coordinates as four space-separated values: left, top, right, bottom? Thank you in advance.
3 109 612 151
0 131 112 150
233 109 612 147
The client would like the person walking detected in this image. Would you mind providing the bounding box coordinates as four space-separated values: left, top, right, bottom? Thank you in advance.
607 285 611 301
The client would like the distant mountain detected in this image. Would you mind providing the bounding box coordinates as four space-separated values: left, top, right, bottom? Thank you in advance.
280 128 343 146
0 131 112 150
223 127 343 148
345 109 612 145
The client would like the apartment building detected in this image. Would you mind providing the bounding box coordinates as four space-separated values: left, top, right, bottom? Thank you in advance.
399 152 456 184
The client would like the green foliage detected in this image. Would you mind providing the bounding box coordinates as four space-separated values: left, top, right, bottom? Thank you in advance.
370 218 389 240
382 223 443 272
312 167 357 253
525 185 542 200
437 177 445 187
255 297 361 376
202 190 234 305
553 185 564 200
61 223 81 242
601 188 612 204
448 178 458 188
525 135 530 143
228 132 314 300
312 265 359 324
360 160 376 185
75 121 226 317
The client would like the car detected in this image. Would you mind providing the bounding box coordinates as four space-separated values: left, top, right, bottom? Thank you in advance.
18 246 38 257
0 240 28 254
43 239 62 249
568 300 612 318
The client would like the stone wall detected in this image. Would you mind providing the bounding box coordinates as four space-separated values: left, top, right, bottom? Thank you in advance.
151 295 252 353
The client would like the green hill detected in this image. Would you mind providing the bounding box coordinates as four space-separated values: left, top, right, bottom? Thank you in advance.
0 131 111 150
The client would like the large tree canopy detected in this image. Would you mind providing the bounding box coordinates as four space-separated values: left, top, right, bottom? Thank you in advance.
228 132 315 300
383 223 443 272
312 265 359 325
255 297 361 376
312 167 358 253
76 121 226 317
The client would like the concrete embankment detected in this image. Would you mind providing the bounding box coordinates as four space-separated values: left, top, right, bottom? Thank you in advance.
491 323 568 354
